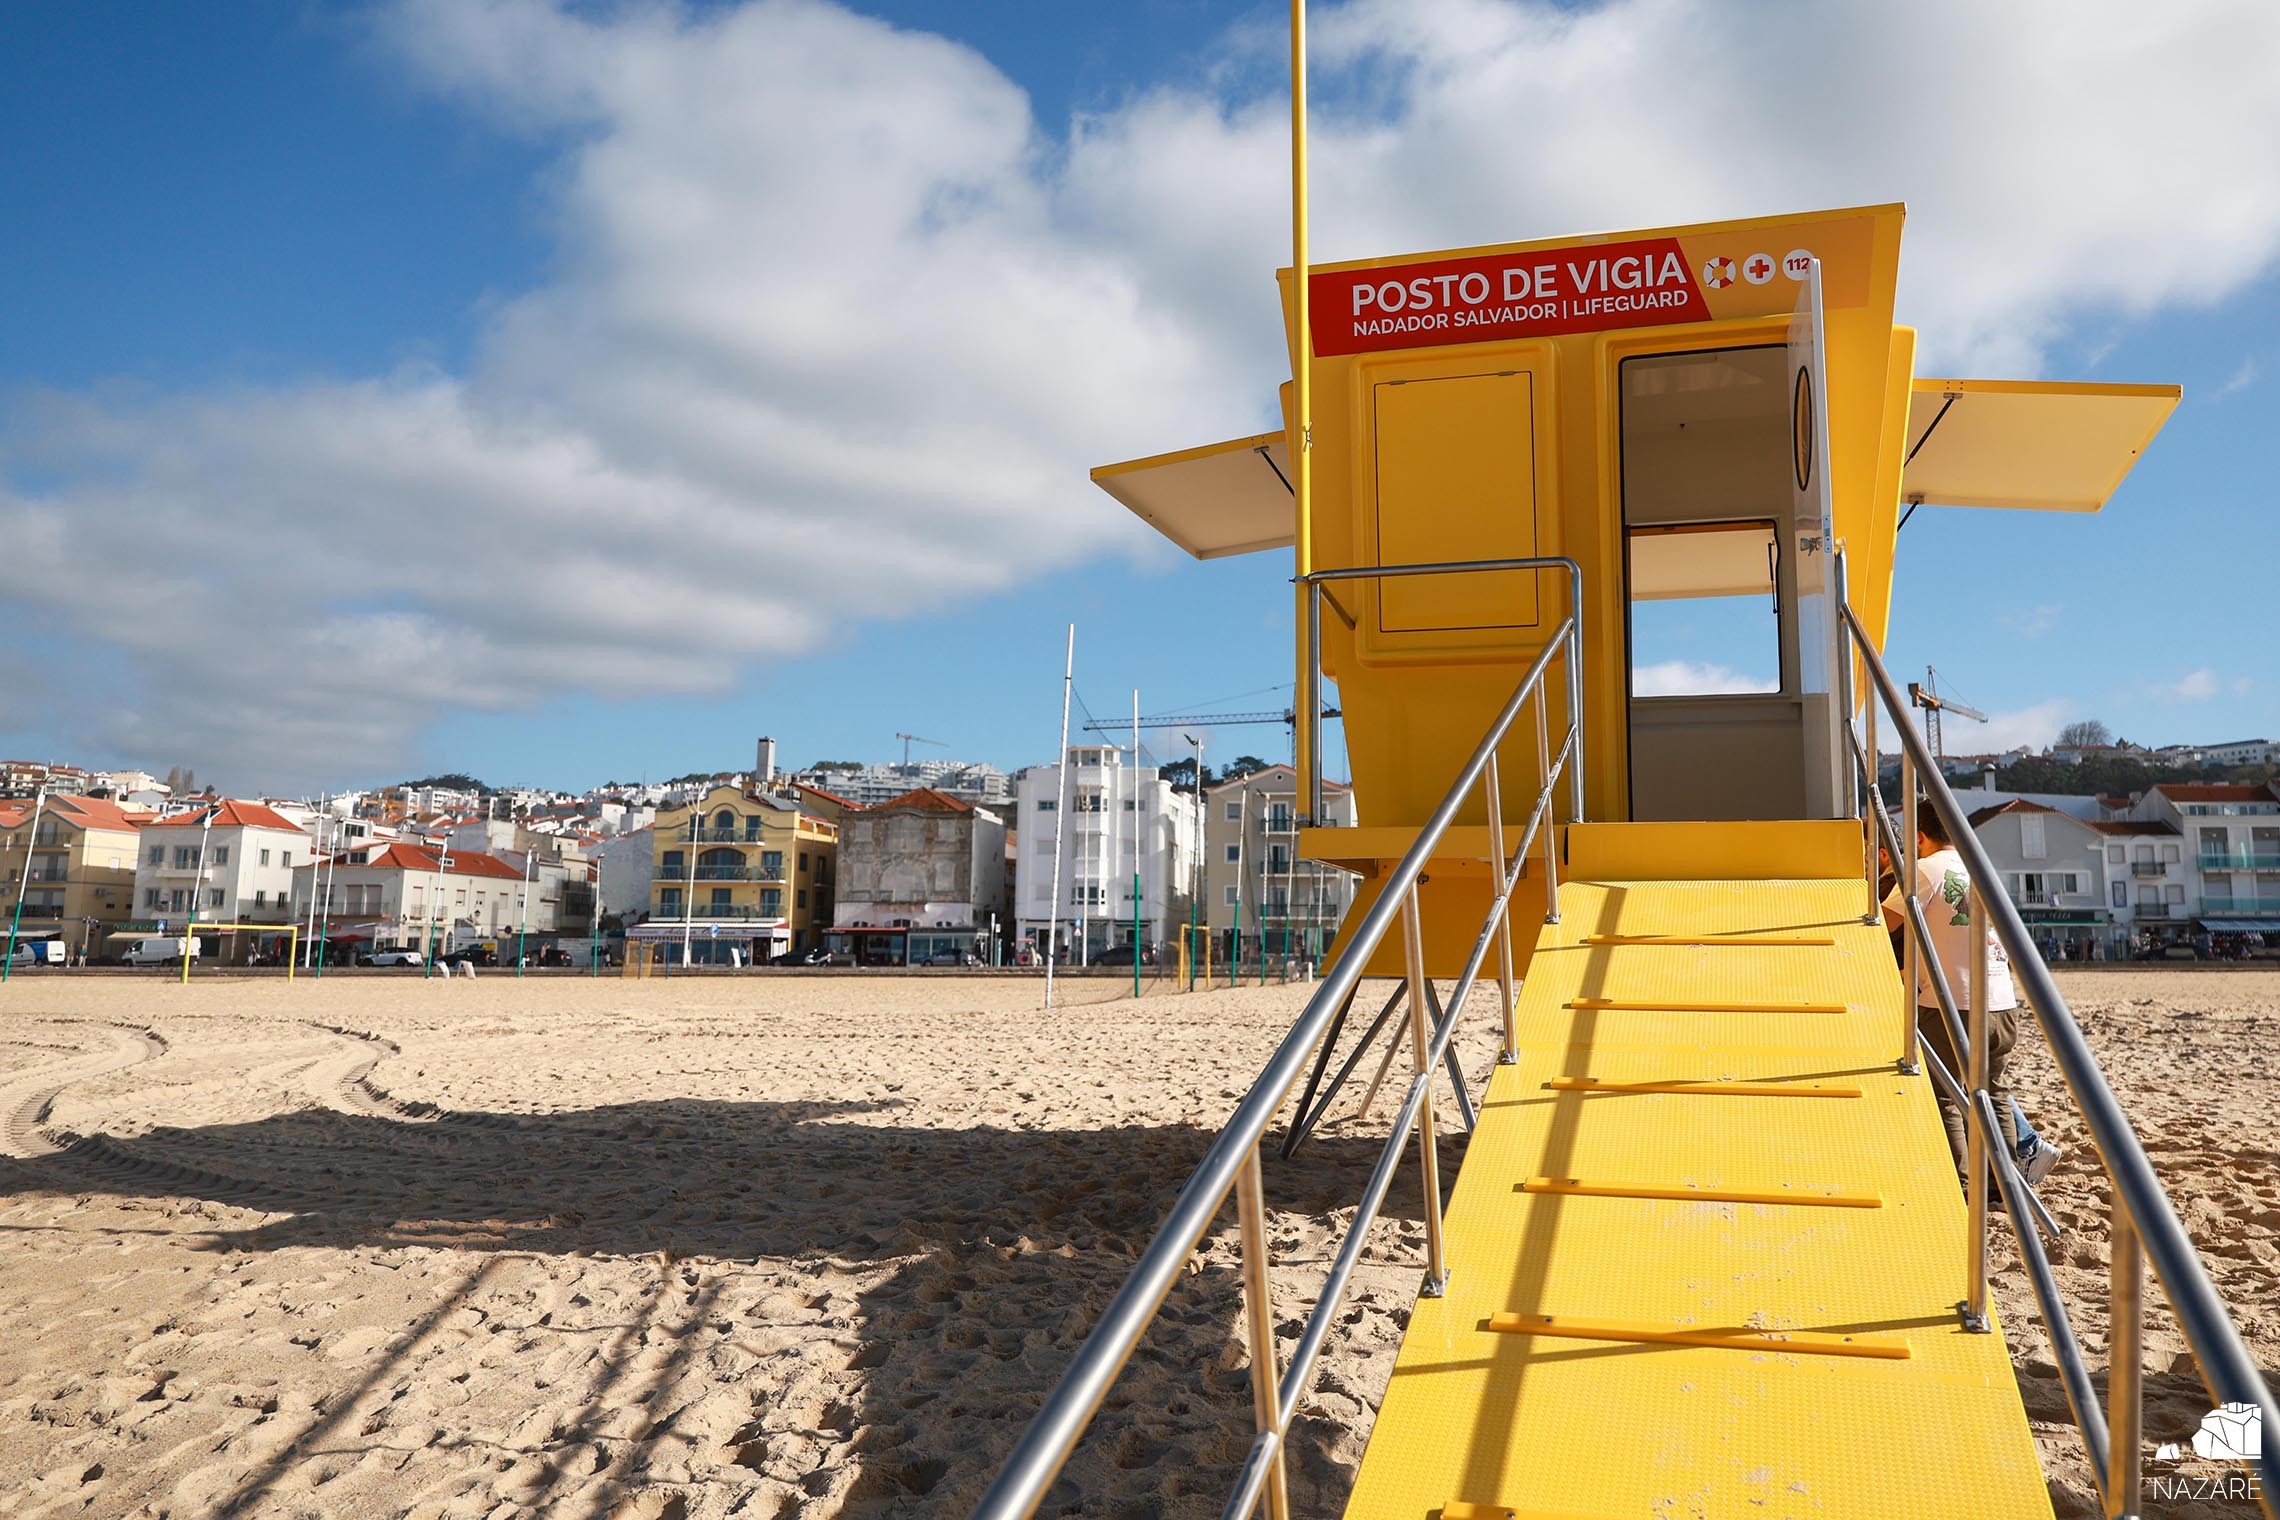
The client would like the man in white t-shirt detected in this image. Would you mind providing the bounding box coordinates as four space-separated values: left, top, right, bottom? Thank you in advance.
1881 809 2059 1185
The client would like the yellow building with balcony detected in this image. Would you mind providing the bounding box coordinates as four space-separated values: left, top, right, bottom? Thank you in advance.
643 783 838 963
0 794 147 962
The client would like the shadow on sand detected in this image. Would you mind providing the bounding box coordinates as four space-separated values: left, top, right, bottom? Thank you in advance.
2 1080 1454 1517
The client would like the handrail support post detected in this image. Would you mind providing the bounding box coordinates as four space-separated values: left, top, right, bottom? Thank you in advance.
2108 1209 2143 1519
1235 1143 1291 1520
1899 745 1921 1075
1401 885 1448 1296
1482 756 1519 1063
1535 685 1559 924
1964 884 1992 1332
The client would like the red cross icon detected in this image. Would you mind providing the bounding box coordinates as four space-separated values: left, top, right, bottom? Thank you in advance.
1747 255 1772 279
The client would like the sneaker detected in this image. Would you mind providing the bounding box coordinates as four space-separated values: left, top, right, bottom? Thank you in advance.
2015 1133 2061 1185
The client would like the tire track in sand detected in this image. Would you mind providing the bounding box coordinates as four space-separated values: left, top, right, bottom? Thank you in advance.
0 1023 168 1159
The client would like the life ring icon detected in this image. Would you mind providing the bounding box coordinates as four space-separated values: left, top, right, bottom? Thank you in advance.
1702 256 1737 290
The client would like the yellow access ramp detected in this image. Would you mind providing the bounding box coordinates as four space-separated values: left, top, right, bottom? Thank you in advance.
1340 822 2053 1520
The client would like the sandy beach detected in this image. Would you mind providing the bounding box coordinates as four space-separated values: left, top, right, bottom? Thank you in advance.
0 970 2271 1518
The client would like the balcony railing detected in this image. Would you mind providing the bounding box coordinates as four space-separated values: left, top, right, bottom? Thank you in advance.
2201 898 2280 918
2128 862 2166 878
677 864 784 882
679 827 764 844
2013 891 2094 908
649 904 781 922
2135 903 2181 919
2198 854 2280 873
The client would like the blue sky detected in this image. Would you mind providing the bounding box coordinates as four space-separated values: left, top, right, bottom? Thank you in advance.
2 1 2274 793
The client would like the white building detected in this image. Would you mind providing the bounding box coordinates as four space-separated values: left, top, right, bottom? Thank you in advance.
795 759 1014 808
594 826 656 923
1966 800 2120 961
1203 765 1358 963
2086 820 2191 937
2199 738 2275 767
1013 746 1197 960
290 842 531 955
134 800 313 959
2131 782 2280 931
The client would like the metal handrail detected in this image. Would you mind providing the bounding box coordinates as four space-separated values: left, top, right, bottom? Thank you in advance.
973 604 1581 1520
1839 573 2277 1517
1300 556 1585 826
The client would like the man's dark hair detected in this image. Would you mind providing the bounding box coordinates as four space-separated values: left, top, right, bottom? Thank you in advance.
1918 809 1953 848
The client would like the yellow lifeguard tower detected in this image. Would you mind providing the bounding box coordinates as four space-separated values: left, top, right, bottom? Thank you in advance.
975 195 2276 1520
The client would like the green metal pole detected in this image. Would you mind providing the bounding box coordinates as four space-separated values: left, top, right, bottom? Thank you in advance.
1132 869 1141 999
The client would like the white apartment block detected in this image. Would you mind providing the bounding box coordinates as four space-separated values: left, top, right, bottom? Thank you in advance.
134 800 313 952
2131 782 2280 930
1203 765 1358 961
1013 746 1197 958
290 842 532 953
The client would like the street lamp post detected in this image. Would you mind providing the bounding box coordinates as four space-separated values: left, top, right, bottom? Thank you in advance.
517 845 533 977
180 807 214 984
4 786 49 983
1185 734 1204 990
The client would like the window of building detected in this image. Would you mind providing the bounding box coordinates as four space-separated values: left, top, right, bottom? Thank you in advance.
745 817 764 842
661 850 684 874
259 848 272 867
2165 884 2184 903
2111 881 2127 908
282 851 292 869
2019 814 2046 860
796 889 808 909
1224 844 1240 863
206 889 223 908
2206 876 2234 902
145 888 160 908
762 850 785 878
1224 801 1242 821
174 847 195 868
2107 844 2125 864
798 852 809 872
1123 799 1140 811
2162 843 2181 862
148 846 163 866
254 890 266 907
1036 799 1056 812
1224 885 1239 905
214 845 229 865
761 889 783 916
659 888 683 909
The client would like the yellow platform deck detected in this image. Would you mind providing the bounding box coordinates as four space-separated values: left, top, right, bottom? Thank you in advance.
1338 826 2053 1520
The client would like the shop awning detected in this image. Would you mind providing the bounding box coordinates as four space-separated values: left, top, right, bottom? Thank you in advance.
2199 917 2280 932
1092 431 1293 560
1901 379 2180 513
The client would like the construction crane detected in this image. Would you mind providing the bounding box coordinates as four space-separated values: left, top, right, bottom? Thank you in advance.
1906 665 1987 768
1080 705 1339 738
894 732 946 766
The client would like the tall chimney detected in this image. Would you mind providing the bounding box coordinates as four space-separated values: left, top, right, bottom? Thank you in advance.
756 737 777 786
1983 765 1996 792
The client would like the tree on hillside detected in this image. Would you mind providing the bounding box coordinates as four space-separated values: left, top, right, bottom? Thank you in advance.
2056 720 2113 749
1159 756 1211 794
1221 755 1271 780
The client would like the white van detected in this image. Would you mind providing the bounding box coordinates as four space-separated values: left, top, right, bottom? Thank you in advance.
122 937 198 967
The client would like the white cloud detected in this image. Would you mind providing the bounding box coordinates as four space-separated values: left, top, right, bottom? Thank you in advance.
1632 661 1777 698
6 0 2280 785
1975 700 2073 753
2172 668 2222 700
2217 357 2259 396
2006 603 2061 639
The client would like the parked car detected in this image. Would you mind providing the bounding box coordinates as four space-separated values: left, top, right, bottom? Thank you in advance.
2131 941 2202 962
5 942 64 968
918 948 980 967
770 946 829 967
359 948 424 967
122 936 197 967
1089 942 1157 967
441 946 498 968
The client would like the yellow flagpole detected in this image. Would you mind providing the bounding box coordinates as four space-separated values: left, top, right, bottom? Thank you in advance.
1289 0 1315 821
